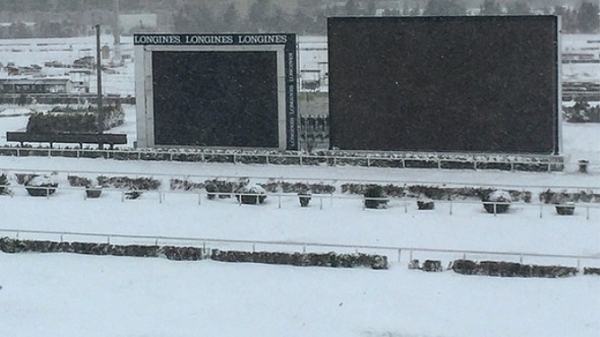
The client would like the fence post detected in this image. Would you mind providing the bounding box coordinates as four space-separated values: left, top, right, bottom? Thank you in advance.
493 203 497 216
398 249 402 263
404 197 408 213
449 200 453 215
539 204 543 218
278 195 281 209
320 196 323 210
586 206 590 220
159 192 163 204
121 191 125 202
198 192 202 205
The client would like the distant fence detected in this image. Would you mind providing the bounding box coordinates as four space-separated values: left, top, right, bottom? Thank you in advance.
0 93 135 105
0 227 598 268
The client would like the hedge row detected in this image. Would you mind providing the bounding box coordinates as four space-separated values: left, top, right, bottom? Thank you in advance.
211 249 388 270
26 104 125 134
450 259 579 278
0 144 563 173
66 175 161 190
0 237 387 270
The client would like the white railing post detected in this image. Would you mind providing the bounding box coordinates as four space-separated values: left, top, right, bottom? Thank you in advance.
540 204 543 218
449 200 453 215
320 196 323 210
278 195 281 209
586 206 590 220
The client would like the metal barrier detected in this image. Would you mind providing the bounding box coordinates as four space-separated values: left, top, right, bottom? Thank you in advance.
1 182 599 219
1 166 597 192
0 227 598 268
0 146 565 172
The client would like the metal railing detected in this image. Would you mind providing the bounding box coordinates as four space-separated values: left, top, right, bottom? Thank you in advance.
0 146 567 172
2 183 600 220
2 166 597 193
0 227 598 268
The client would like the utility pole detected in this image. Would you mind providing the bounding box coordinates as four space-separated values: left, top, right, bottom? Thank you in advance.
95 24 104 139
113 0 121 65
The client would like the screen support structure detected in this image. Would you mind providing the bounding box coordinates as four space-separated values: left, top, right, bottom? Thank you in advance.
134 33 298 150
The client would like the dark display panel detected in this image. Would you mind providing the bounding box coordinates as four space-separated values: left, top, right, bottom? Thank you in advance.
328 16 559 154
152 51 278 147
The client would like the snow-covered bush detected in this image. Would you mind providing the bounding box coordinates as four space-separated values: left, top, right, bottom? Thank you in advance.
417 195 435 210
235 184 267 205
482 190 511 214
0 173 9 194
85 186 102 199
298 192 312 207
364 185 388 209
27 103 125 133
25 175 58 197
555 202 575 216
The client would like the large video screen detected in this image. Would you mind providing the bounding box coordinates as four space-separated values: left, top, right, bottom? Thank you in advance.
328 16 560 154
134 33 298 150
152 51 278 147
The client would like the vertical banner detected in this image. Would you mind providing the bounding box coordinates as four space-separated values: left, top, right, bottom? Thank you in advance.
284 35 298 150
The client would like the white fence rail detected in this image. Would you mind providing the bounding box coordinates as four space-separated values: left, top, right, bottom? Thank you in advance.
0 146 566 172
2 166 599 192
1 228 598 268
2 180 600 218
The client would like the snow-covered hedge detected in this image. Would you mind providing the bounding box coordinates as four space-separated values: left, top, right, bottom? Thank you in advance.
450 259 579 278
0 237 388 270
0 145 564 173
26 103 125 134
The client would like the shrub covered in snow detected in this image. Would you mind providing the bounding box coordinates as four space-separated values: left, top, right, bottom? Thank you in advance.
0 173 9 194
363 185 388 209
482 190 512 214
24 175 58 197
235 184 267 205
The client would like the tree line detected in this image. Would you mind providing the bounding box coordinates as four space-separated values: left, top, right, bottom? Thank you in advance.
0 0 598 39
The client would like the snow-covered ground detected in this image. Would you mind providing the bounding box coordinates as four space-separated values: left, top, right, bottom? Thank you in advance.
1 34 600 337
0 107 599 336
